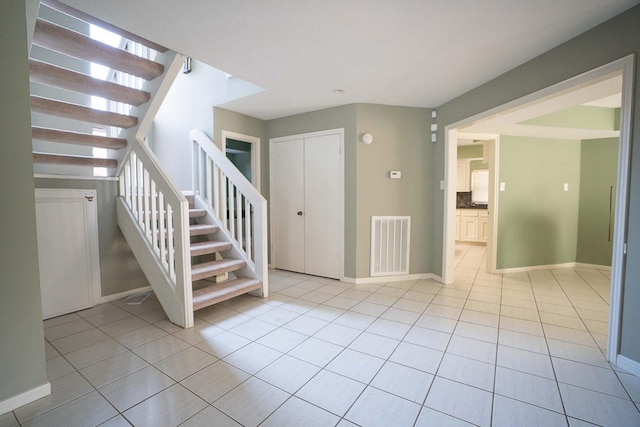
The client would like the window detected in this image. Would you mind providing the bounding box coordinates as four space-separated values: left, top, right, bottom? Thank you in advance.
471 169 489 204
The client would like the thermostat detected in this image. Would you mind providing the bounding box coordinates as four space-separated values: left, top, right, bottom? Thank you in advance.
389 171 402 179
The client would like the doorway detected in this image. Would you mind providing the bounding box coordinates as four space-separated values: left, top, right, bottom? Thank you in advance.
269 129 344 280
221 130 261 191
442 56 634 363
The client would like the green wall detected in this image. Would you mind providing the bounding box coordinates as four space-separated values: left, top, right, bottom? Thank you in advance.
457 145 483 159
497 136 581 269
434 5 640 363
0 0 48 406
521 105 618 131
577 138 619 266
34 178 150 297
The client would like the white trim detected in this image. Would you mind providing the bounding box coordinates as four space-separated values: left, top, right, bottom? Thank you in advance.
269 128 345 281
34 174 119 181
342 273 435 285
99 285 152 304
221 130 261 192
494 262 610 275
615 355 640 377
441 55 634 365
0 383 51 415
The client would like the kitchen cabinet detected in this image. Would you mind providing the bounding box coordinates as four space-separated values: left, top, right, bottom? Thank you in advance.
456 160 470 191
456 209 487 243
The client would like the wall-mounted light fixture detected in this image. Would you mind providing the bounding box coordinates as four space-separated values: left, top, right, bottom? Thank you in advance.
182 57 192 74
360 133 374 145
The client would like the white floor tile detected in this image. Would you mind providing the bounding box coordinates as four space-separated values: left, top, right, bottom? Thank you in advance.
223 342 282 375
180 360 250 403
446 335 497 364
559 382 640 427
123 384 207 427
454 321 498 344
415 313 458 333
261 396 340 427
552 357 628 398
195 330 250 358
313 323 361 347
546 338 608 368
425 377 493 427
495 366 564 413
256 327 307 353
153 347 217 381
228 318 278 341
22 391 116 427
295 370 366 416
404 325 451 351
492 394 568 427
99 365 174 411
371 361 433 403
366 318 411 339
114 324 168 349
283 314 329 335
345 386 421 427
498 329 549 354
348 332 400 359
255 354 320 393
389 342 443 374
415 407 475 426
326 349 384 383
213 377 290 426
437 353 495 391
459 309 499 327
497 345 555 379
543 324 597 347
180 406 241 427
288 337 342 367
132 334 191 364
80 351 149 388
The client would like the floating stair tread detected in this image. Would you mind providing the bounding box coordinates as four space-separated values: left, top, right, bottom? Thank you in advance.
33 152 117 168
193 278 262 311
29 59 150 106
40 0 168 53
32 127 127 150
189 208 207 218
33 18 164 81
189 224 219 236
31 96 138 129
191 259 246 282
190 241 233 257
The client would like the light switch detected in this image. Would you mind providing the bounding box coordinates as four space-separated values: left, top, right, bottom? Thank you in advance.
564 183 569 191
389 171 402 179
440 180 445 190
500 182 506 191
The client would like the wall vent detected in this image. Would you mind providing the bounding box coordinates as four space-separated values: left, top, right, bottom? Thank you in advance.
370 216 410 276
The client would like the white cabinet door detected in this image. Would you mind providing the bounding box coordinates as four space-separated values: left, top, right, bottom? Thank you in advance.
461 217 478 241
35 189 101 319
271 131 342 279
457 160 470 191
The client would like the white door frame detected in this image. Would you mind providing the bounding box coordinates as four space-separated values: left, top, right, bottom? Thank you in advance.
442 55 635 364
269 128 345 280
221 130 261 192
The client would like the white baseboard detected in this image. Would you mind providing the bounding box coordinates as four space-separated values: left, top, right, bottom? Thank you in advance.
0 382 51 415
342 273 435 285
100 286 152 304
615 354 640 377
495 261 611 274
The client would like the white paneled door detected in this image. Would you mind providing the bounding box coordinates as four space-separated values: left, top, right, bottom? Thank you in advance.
35 189 101 319
271 130 343 279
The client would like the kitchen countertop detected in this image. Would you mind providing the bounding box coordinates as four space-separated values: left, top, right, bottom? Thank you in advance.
456 205 488 209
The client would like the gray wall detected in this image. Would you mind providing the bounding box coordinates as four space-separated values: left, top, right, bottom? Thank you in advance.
34 178 150 297
0 0 48 405
577 138 619 266
433 5 640 363
496 136 581 269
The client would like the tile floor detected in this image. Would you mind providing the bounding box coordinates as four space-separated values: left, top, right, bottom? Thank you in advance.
3 244 640 426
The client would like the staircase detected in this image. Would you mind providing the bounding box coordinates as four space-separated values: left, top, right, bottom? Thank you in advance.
29 0 268 328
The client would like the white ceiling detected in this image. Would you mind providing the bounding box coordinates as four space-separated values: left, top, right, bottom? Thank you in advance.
60 0 639 120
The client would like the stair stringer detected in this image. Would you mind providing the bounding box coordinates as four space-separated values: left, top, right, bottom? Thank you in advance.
115 51 195 328
192 195 268 298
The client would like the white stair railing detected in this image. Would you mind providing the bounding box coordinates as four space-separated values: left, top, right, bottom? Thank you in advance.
190 129 268 295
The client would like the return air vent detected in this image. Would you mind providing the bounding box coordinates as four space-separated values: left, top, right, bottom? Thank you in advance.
370 216 410 276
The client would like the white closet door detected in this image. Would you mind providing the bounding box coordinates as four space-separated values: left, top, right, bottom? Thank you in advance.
304 133 341 278
36 189 101 319
272 138 305 273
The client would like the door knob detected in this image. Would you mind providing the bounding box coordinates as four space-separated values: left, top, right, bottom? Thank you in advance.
297 211 303 216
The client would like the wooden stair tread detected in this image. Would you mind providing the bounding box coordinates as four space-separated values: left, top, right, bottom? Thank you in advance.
189 223 219 236
31 95 138 129
33 152 117 168
33 18 164 81
192 278 262 311
189 208 207 218
29 59 150 106
190 241 233 256
40 0 169 53
191 259 246 281
32 127 127 150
